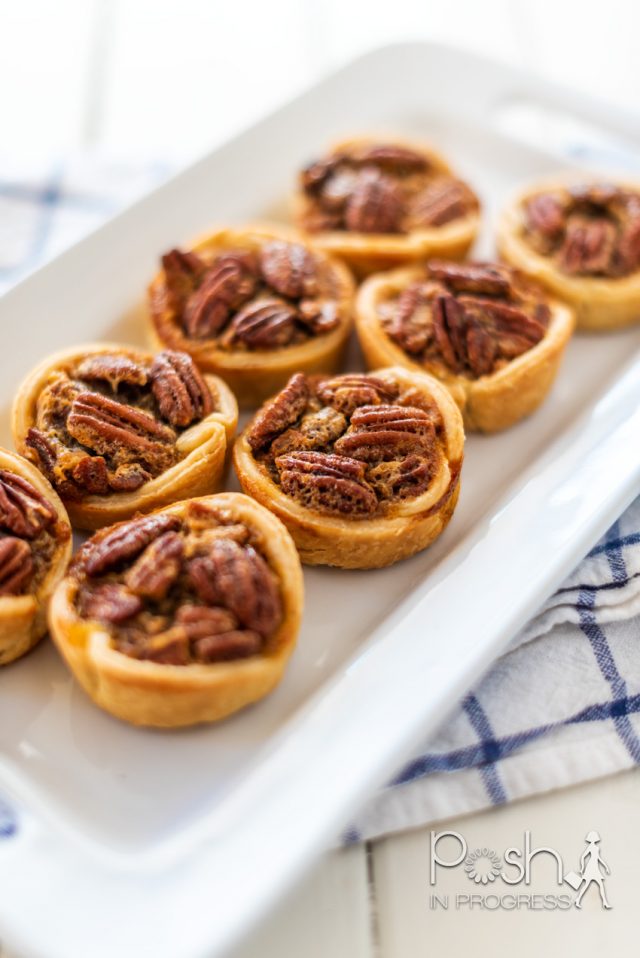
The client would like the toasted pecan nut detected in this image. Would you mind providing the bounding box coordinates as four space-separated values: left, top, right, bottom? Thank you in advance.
221 297 298 350
0 470 56 539
187 538 282 637
74 355 149 390
124 530 184 600
247 372 309 452
150 350 213 427
353 144 429 174
162 248 207 312
317 373 399 415
79 513 182 577
49 493 302 726
183 251 257 338
345 169 403 234
79 583 143 624
259 241 319 299
276 450 378 517
0 537 34 596
408 178 477 228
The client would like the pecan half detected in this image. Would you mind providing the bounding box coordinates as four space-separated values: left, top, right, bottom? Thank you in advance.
317 374 399 416
334 405 435 462
182 251 257 338
387 283 437 355
150 350 213 427
319 167 361 212
75 354 149 391
247 373 310 452
524 193 566 244
221 297 298 350
408 177 475 227
345 169 403 234
259 241 318 298
67 392 177 474
187 539 282 637
431 295 466 372
559 214 616 275
0 537 33 596
354 145 428 175
80 513 182 577
124 530 184 600
297 298 340 334
0 471 56 539
25 429 81 500
275 450 378 516
79 583 143 624
175 605 262 663
428 261 512 296
162 248 206 311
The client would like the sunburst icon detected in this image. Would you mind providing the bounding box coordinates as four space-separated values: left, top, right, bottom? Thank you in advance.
464 848 502 884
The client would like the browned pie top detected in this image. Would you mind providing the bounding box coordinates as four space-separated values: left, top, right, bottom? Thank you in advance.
25 350 216 501
157 239 344 349
521 183 640 278
246 371 453 519
299 142 479 236
0 469 69 598
70 501 283 665
378 261 550 379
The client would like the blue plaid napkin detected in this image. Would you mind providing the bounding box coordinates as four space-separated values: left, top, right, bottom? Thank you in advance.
346 501 640 842
2 157 640 844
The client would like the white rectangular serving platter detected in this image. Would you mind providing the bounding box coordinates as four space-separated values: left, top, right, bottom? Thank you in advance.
2 41 640 958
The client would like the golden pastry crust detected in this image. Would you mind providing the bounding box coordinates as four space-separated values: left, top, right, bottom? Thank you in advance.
497 177 640 330
12 343 238 530
355 261 575 432
147 225 355 407
233 367 464 569
293 136 481 276
48 493 303 727
0 448 71 665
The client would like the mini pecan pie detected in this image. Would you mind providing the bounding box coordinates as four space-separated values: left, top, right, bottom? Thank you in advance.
294 136 480 275
497 179 640 329
12 344 238 530
148 226 355 407
355 260 575 432
233 367 464 568
48 493 303 727
0 447 71 664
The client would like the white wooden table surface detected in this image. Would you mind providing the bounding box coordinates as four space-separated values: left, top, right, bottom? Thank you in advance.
2 3 639 955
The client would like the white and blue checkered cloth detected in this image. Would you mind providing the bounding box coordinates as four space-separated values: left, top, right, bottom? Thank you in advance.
3 158 640 844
